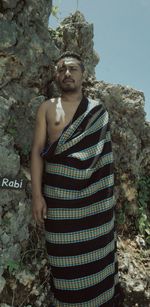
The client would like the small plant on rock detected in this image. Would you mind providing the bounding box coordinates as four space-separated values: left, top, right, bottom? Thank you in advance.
136 176 150 245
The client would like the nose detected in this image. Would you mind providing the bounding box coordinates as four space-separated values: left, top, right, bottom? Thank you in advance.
65 68 71 76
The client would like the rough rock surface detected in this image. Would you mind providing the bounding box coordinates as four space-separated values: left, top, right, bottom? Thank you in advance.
0 1 150 306
50 11 99 76
0 0 54 302
83 78 150 216
118 236 150 306
0 0 57 153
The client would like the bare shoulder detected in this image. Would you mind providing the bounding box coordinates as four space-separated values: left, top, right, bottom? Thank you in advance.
44 98 58 109
46 98 58 106
45 97 59 115
36 99 55 118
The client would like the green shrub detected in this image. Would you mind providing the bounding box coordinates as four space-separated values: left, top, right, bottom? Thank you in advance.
136 176 150 244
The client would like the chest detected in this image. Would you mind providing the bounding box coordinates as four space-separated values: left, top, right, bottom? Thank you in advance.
46 102 77 142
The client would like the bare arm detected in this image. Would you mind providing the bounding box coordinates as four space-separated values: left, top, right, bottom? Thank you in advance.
31 102 47 225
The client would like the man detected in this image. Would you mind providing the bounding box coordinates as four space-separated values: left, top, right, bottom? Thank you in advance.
31 51 120 306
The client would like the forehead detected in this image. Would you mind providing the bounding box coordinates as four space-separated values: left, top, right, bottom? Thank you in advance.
57 57 81 67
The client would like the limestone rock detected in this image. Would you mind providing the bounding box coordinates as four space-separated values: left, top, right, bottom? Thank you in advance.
0 146 20 177
15 270 35 287
0 134 14 150
50 11 99 76
0 276 6 295
0 20 17 48
0 0 58 157
84 80 150 219
2 0 20 9
0 189 25 207
118 236 150 306
0 2 54 304
0 97 13 130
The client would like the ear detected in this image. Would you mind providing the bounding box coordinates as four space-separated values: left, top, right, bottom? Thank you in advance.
82 70 87 81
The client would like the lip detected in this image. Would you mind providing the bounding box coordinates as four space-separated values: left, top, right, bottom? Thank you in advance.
63 79 74 83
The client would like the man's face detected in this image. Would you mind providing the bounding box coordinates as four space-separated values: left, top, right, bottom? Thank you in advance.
55 57 84 93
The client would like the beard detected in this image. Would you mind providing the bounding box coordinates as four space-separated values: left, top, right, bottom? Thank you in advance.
59 81 78 93
56 77 82 93
61 86 78 93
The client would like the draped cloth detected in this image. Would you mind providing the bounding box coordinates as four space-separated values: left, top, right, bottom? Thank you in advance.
41 97 120 307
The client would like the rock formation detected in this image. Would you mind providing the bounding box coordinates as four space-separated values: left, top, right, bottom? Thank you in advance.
0 1 150 306
0 0 54 304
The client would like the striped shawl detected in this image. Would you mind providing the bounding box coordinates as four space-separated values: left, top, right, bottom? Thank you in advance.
41 96 119 307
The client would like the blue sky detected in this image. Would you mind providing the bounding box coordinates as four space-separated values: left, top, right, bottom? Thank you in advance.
49 0 150 120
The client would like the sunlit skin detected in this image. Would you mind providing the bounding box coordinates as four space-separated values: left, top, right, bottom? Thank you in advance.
55 58 84 94
54 58 84 126
31 57 85 225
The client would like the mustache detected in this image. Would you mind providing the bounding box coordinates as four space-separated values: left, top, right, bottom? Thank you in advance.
63 77 74 83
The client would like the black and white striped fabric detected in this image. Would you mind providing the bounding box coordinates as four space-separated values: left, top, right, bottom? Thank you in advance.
42 97 119 306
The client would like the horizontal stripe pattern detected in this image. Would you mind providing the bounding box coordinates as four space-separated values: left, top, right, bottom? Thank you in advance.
52 283 115 306
45 151 113 180
45 216 114 244
45 208 114 233
47 240 115 267
54 263 115 290
55 101 105 153
68 131 111 160
42 97 119 306
44 174 114 200
46 196 114 220
50 249 116 281
46 229 115 258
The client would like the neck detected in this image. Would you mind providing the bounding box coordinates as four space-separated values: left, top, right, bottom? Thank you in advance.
61 90 83 104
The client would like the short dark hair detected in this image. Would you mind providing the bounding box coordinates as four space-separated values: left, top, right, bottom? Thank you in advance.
55 51 84 71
